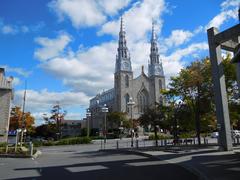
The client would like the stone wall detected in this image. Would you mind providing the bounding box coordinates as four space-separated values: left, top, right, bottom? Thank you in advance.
0 89 12 142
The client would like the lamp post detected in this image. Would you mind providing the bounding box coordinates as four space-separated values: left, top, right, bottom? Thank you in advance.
101 104 109 144
86 109 91 137
127 97 135 147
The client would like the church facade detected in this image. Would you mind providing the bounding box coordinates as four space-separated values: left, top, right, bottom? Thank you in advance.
89 18 165 130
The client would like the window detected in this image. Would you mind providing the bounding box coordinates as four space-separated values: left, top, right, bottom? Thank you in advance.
125 75 129 87
137 89 149 113
159 79 162 90
125 94 130 112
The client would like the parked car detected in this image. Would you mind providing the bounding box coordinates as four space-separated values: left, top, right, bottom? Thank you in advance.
211 132 219 138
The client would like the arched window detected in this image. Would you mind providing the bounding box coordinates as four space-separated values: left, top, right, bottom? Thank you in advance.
137 89 149 113
125 94 130 112
125 75 129 87
159 79 162 90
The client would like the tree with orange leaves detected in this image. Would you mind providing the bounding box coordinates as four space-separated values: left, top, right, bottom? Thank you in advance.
9 106 35 135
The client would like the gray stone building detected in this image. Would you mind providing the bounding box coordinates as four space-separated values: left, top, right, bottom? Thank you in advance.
0 68 13 142
89 19 165 130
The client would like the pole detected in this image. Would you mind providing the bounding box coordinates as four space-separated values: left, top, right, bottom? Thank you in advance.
104 112 106 144
20 81 27 147
87 115 90 137
131 105 133 147
15 130 19 152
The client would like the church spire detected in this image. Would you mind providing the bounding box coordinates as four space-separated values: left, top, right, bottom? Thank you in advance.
151 21 156 41
148 21 164 77
115 16 132 73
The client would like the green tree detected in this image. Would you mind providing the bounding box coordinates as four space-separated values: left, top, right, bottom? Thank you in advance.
43 103 67 139
107 112 130 129
138 103 167 146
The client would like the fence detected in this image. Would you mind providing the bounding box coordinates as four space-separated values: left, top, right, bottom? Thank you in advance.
97 137 240 150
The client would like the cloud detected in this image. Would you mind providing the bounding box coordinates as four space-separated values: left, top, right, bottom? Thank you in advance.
206 9 238 30
205 0 238 30
49 0 131 28
0 65 31 77
221 0 239 10
164 29 193 47
1 25 17 34
13 89 90 125
38 41 117 96
160 42 209 80
164 42 209 62
34 32 72 61
12 77 21 87
99 0 166 42
0 19 45 35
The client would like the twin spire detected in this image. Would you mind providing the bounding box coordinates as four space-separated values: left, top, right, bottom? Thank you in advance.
115 17 164 77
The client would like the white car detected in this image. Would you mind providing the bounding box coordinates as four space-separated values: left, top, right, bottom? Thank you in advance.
211 132 219 138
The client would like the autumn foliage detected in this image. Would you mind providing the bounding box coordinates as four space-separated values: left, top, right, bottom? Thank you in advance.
9 106 35 133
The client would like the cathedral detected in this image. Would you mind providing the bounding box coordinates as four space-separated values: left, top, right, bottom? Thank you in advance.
89 18 165 130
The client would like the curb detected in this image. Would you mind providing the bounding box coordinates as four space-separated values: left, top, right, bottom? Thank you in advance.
0 150 42 159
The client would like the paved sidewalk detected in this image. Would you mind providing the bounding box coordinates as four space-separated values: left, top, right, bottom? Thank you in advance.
136 146 240 180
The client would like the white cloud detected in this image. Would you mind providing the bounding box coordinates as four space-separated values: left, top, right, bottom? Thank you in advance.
164 29 193 47
221 0 239 10
34 33 72 61
0 65 31 77
39 41 117 95
99 0 166 42
1 25 17 34
164 42 209 62
49 0 131 28
100 0 131 15
0 19 45 35
206 9 238 30
12 77 21 87
14 89 90 115
205 0 238 31
21 26 29 33
161 42 209 79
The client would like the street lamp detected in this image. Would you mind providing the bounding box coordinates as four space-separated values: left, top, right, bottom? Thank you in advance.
86 109 91 137
101 104 109 144
127 97 135 147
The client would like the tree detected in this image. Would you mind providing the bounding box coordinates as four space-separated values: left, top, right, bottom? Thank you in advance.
107 112 130 129
138 103 167 146
43 103 67 139
167 58 214 144
9 106 35 135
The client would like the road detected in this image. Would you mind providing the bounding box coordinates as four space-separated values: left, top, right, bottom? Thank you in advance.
0 143 198 180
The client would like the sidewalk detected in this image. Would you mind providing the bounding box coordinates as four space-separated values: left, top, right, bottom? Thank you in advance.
136 146 240 180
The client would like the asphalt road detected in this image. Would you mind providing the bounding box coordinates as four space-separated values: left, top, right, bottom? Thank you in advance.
0 144 198 180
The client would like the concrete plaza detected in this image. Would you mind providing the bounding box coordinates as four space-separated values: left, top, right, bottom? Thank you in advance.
0 143 197 180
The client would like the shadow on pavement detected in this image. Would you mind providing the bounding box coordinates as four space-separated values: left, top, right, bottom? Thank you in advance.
153 149 240 180
11 151 198 180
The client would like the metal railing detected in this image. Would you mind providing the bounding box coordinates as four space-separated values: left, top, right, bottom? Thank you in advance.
98 137 240 150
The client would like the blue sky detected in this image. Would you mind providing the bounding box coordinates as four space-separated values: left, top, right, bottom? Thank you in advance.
0 0 239 125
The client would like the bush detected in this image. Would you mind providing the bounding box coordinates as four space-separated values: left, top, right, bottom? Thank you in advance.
0 142 7 147
149 134 172 140
56 137 91 145
179 133 194 139
32 137 92 147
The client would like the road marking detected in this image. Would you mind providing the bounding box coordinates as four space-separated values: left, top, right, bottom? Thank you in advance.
65 165 108 173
